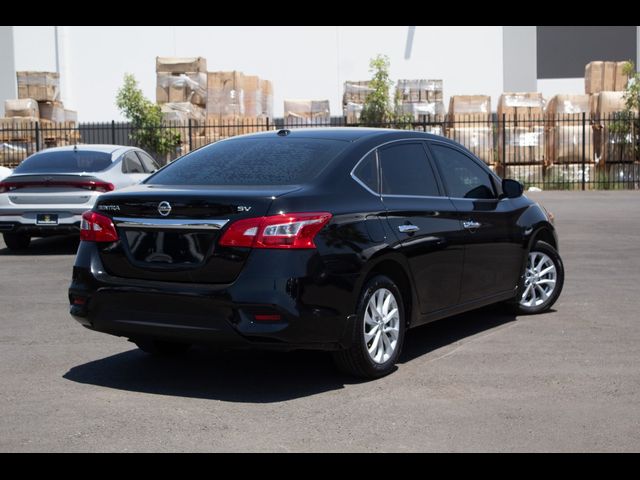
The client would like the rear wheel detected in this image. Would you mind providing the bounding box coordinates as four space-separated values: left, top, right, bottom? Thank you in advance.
133 338 191 356
512 241 564 315
3 233 31 251
333 275 406 379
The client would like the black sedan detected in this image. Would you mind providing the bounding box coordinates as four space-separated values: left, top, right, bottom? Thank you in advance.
68 128 564 378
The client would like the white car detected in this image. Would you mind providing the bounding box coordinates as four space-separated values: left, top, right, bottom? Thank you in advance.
0 145 160 250
0 166 12 181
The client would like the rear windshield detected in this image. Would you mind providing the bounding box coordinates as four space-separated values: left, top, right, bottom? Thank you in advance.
13 151 113 174
146 137 349 186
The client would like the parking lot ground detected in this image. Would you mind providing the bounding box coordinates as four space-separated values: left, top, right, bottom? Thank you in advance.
1 191 640 452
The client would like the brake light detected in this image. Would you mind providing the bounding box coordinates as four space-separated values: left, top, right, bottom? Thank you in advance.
0 181 114 193
80 211 119 242
219 212 332 249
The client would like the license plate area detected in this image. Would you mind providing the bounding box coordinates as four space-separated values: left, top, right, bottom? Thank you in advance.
36 213 59 225
122 229 216 266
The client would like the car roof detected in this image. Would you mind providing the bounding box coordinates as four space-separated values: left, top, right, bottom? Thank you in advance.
32 144 138 158
230 127 455 144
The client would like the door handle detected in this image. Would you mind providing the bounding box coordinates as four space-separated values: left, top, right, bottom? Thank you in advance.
398 224 420 233
463 220 481 230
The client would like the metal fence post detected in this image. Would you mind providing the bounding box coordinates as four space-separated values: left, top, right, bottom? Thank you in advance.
111 120 116 145
188 119 193 152
501 113 506 170
266 117 270 132
582 112 586 191
35 122 40 151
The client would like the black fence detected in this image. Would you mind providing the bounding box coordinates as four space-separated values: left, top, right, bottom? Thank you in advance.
2 114 639 190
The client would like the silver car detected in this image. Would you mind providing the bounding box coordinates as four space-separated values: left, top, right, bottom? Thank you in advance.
0 145 159 250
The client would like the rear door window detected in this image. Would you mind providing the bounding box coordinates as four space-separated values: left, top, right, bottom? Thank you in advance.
379 142 440 196
146 137 349 186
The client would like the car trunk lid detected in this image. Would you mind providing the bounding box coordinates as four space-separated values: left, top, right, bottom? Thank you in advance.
95 184 299 284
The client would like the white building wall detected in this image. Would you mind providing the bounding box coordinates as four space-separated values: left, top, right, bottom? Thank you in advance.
9 26 505 122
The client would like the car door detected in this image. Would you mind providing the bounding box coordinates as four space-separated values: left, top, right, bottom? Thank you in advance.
121 151 148 185
378 140 466 314
428 141 524 303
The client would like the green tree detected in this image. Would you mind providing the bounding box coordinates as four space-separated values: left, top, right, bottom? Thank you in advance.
116 74 179 155
617 61 640 162
360 55 394 125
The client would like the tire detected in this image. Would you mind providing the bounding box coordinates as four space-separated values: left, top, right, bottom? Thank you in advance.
511 241 564 315
3 233 31 251
333 275 406 379
133 338 191 356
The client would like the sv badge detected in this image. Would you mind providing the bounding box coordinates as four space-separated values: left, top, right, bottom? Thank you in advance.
237 206 252 212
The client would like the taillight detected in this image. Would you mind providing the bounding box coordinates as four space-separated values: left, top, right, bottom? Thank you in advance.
80 211 119 242
219 212 332 249
0 181 114 192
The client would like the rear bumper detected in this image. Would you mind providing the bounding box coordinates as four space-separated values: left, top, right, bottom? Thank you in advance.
0 211 84 235
69 242 358 351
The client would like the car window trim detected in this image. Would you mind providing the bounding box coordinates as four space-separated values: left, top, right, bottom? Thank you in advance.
426 139 499 200
351 138 444 198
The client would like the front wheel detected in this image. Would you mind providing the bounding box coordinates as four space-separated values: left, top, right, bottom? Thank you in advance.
333 275 406 379
512 241 564 315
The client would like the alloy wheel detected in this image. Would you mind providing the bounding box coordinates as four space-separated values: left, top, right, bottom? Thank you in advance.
364 288 400 364
520 251 557 308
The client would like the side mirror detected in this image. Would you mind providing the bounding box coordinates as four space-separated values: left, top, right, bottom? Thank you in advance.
502 178 524 199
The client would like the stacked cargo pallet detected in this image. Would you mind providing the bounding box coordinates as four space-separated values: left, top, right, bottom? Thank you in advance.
156 57 207 149
395 79 445 129
205 71 273 141
584 61 638 182
446 95 493 166
497 92 545 184
342 81 373 124
283 99 330 126
1 72 78 166
544 94 594 187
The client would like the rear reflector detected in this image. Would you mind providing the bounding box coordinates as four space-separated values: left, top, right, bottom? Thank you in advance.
80 210 119 242
0 180 114 193
219 212 332 249
72 296 87 305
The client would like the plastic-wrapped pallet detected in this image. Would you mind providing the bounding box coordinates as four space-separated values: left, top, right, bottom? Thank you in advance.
585 61 627 94
447 126 494 165
497 92 544 127
498 126 545 164
591 91 635 164
161 102 206 123
343 81 373 123
503 165 544 186
16 72 60 102
284 100 330 124
4 99 39 118
396 79 443 103
397 102 445 120
207 71 245 120
156 57 207 73
544 94 592 165
447 95 491 124
243 75 263 117
38 101 66 122
157 73 207 106
260 79 274 118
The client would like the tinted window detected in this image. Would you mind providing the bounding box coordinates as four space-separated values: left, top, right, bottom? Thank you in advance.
379 143 439 196
122 152 145 174
146 137 349 186
430 144 496 199
353 152 378 193
136 152 160 173
13 150 112 174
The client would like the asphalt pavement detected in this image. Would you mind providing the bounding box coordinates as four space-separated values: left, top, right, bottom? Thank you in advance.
1 191 639 452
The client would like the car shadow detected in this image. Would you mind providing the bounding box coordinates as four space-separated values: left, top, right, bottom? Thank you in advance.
63 306 516 403
0 234 79 256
